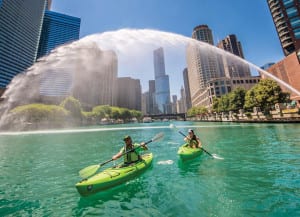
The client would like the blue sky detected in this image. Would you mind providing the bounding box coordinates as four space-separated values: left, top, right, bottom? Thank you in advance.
51 0 283 95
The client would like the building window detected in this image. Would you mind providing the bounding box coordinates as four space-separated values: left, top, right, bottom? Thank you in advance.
290 17 300 28
283 0 294 8
286 7 297 18
294 28 300 39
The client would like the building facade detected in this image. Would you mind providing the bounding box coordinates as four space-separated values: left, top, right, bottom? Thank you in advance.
217 34 251 78
71 46 118 109
39 45 118 109
186 25 225 108
37 10 81 59
265 50 300 103
117 77 142 111
148 80 156 114
261 62 275 70
183 68 192 110
153 47 171 114
0 0 47 89
267 0 300 56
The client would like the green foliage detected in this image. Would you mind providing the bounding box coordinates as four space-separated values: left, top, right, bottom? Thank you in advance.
92 105 108 119
244 79 290 112
212 95 230 113
187 106 208 117
11 104 69 122
228 87 246 112
89 105 140 122
60 96 82 118
119 108 132 121
130 110 142 120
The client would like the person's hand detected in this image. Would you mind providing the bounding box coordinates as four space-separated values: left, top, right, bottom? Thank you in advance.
141 142 148 150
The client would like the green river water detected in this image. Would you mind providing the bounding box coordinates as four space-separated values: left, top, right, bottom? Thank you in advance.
0 121 300 217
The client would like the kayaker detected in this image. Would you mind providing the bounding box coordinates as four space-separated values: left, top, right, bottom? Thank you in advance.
112 135 148 166
184 129 202 148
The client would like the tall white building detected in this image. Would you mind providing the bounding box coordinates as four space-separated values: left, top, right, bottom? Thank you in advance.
186 25 225 107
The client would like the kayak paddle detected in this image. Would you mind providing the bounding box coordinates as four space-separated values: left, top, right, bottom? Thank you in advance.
79 132 164 179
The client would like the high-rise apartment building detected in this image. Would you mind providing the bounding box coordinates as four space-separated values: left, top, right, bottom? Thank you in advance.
186 25 225 107
217 34 251 78
192 25 214 44
153 47 171 114
37 10 81 59
267 0 300 56
0 0 47 89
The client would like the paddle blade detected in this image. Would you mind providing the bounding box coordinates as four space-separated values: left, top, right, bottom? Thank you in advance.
212 154 224 160
152 132 164 142
79 164 100 179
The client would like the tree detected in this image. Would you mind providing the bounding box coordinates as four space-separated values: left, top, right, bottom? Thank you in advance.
60 96 82 119
187 106 208 118
244 88 257 111
244 79 290 112
92 105 107 120
119 108 132 121
218 95 230 112
229 87 246 112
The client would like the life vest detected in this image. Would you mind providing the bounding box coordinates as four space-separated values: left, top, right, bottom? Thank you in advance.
121 143 141 164
188 135 199 147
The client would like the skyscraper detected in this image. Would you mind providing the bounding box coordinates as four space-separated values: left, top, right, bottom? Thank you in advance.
153 47 171 114
217 34 251 78
71 46 118 108
182 68 192 110
186 25 225 107
148 80 156 114
117 77 142 111
267 0 300 56
0 0 47 90
37 10 81 59
192 25 214 44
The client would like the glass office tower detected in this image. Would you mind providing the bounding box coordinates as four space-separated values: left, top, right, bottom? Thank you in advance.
37 10 81 59
0 0 47 89
153 47 171 114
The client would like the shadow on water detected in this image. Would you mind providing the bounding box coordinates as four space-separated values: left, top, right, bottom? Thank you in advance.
177 154 207 176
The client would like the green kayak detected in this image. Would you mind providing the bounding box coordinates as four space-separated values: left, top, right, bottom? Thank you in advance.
177 144 203 161
76 153 153 196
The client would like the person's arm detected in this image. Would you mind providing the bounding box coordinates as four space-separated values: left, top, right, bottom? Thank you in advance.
112 151 123 160
184 135 190 142
140 142 148 150
197 137 202 147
